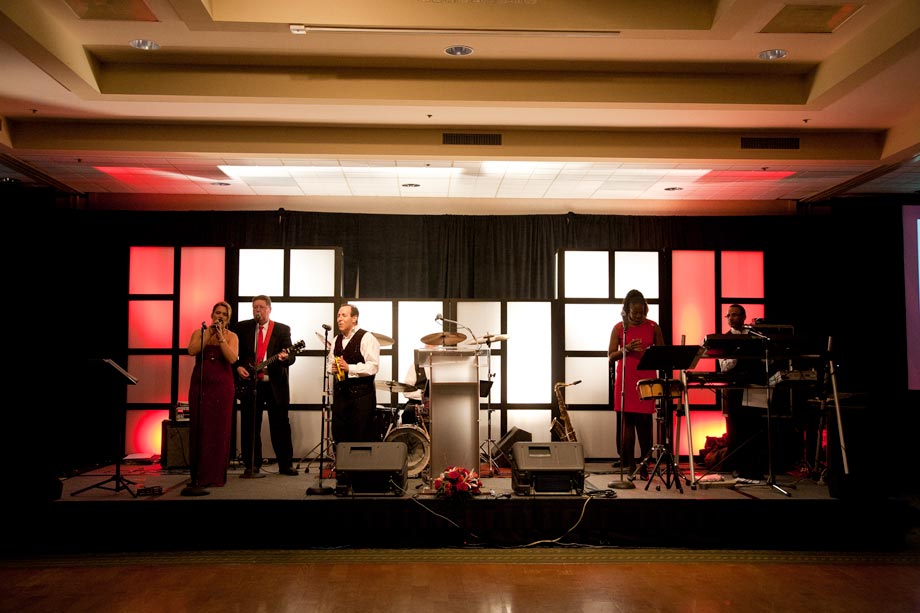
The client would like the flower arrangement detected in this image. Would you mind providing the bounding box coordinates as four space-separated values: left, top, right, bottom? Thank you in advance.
433 466 483 498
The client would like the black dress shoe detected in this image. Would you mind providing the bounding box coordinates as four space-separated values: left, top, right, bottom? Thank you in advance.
279 467 299 476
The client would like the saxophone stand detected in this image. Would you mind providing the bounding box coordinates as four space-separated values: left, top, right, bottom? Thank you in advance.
633 345 703 493
306 328 335 494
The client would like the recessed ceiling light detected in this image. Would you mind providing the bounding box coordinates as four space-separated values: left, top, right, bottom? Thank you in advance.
401 183 420 188
129 39 160 51
758 48 787 61
445 45 473 57
211 182 231 186
664 187 683 191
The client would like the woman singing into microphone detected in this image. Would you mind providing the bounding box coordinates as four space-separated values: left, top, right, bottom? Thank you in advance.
185 301 239 493
607 289 664 480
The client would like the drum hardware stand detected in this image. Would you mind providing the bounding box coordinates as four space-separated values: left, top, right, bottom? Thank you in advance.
634 344 703 493
71 359 139 498
306 327 335 495
636 387 683 492
809 337 846 485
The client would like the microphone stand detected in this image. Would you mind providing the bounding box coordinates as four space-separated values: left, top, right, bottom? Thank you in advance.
241 317 266 480
610 318 635 490
307 327 334 495
182 322 210 496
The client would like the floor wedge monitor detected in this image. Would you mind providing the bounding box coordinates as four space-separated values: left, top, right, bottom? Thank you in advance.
335 442 408 495
511 441 585 495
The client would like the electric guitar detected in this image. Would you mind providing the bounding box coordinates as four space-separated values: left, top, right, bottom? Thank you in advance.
236 340 305 395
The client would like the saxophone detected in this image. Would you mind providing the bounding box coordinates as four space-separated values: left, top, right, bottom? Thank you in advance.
551 381 578 442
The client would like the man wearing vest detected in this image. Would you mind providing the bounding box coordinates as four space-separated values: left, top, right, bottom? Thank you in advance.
329 303 381 444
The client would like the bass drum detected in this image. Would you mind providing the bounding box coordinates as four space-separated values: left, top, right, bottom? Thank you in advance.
384 425 430 477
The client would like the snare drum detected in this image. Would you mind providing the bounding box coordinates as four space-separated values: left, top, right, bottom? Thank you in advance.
384 425 430 477
637 378 683 400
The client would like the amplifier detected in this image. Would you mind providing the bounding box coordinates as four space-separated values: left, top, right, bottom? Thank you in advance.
160 420 189 469
510 441 585 495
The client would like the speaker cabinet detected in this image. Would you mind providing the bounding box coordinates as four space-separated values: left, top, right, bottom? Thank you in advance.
511 441 585 495
491 426 532 467
335 442 408 495
160 420 190 469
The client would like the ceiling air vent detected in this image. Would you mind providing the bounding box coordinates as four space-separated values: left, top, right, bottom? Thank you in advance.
443 133 502 146
740 137 800 150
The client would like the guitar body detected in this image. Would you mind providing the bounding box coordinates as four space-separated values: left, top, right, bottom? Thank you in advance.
235 340 305 397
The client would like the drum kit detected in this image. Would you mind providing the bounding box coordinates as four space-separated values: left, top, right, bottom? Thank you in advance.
374 379 430 478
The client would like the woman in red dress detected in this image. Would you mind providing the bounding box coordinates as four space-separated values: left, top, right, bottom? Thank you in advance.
186 301 239 492
608 289 664 479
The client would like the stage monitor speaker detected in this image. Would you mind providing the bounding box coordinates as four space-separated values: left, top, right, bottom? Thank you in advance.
335 442 408 495
511 441 585 495
491 426 531 467
160 420 189 469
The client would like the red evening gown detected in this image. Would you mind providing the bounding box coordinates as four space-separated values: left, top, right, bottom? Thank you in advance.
188 344 234 487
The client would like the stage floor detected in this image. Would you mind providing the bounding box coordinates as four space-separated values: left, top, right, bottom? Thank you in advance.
15 458 916 555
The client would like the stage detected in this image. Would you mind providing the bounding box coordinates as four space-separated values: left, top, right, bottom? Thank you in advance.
15 457 915 555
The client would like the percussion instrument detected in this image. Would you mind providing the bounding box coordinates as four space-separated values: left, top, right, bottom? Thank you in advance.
637 378 683 400
375 380 418 394
371 332 395 347
420 331 467 346
384 425 430 477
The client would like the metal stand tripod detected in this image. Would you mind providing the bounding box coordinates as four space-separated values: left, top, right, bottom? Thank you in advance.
478 336 500 476
71 359 139 498
306 328 335 494
733 327 792 496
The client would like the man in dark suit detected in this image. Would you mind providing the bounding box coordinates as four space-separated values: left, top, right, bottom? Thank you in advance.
234 295 298 477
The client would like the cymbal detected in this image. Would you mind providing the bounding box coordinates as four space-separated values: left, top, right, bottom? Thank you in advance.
421 331 467 346
375 380 418 393
372 332 394 347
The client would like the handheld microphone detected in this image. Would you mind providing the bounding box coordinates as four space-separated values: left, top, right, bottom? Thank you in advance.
322 323 332 331
254 313 261 323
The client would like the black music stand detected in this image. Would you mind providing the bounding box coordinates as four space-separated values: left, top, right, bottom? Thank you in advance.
634 345 703 492
71 359 139 498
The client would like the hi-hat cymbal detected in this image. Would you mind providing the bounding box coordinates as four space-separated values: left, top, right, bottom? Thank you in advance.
372 332 394 346
421 331 467 346
375 380 418 393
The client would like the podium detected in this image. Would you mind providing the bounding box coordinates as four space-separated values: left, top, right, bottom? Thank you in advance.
419 348 485 477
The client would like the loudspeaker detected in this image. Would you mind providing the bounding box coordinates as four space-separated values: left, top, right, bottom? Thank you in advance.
491 427 532 467
510 441 585 495
335 442 408 495
160 420 190 469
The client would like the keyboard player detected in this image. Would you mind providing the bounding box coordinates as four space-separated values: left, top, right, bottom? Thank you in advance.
716 305 767 483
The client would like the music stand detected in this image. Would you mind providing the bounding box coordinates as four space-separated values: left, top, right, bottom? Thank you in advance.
71 359 139 498
634 345 703 492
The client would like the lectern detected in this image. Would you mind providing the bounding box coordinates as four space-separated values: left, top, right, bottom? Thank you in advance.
419 347 485 477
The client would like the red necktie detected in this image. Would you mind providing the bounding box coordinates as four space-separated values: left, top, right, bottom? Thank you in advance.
256 325 267 378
